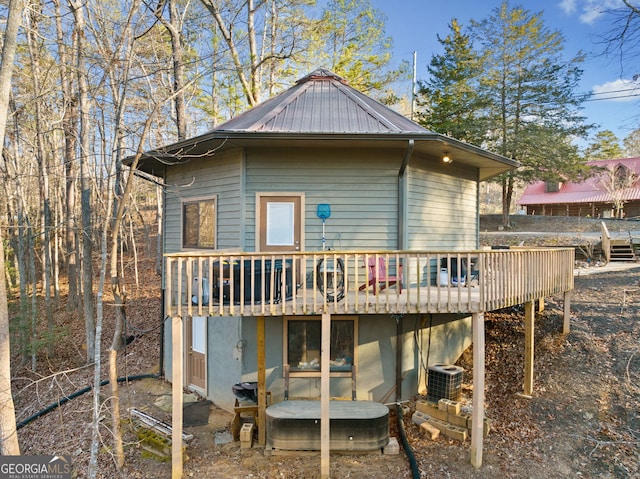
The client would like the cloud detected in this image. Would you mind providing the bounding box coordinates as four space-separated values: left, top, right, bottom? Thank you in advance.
559 0 578 14
592 78 640 102
558 0 625 25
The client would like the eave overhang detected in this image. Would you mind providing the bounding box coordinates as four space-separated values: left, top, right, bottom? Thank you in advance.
127 131 520 182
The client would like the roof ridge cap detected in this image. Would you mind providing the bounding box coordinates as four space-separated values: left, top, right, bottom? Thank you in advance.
336 83 404 132
242 81 312 131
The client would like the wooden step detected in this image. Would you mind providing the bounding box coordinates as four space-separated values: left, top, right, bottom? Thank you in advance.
609 244 635 261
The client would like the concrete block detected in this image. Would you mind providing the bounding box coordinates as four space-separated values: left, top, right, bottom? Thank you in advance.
445 425 468 442
467 417 491 437
383 437 400 455
426 417 449 434
412 411 429 426
448 412 470 429
438 398 460 415
419 421 440 440
446 400 461 415
240 423 254 443
416 400 448 422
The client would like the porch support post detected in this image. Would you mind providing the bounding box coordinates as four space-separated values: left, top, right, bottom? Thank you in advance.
320 312 331 479
563 291 571 334
257 316 266 445
471 312 485 468
524 301 535 397
171 315 183 479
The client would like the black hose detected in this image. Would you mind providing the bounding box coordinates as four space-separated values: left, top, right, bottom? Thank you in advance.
396 403 420 479
16 373 159 430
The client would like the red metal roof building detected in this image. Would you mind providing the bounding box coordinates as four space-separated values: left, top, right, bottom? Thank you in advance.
518 157 640 218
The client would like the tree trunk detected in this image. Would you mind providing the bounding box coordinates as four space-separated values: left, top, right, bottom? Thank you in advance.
501 174 514 228
26 6 54 356
166 0 187 140
0 0 25 456
70 0 95 364
54 0 80 311
200 0 258 106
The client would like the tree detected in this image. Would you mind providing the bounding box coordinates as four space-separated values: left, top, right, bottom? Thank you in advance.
154 0 188 140
308 0 407 101
417 19 486 144
623 128 640 156
596 162 638 218
0 0 26 457
601 1 640 77
199 0 313 107
471 2 591 226
584 130 624 160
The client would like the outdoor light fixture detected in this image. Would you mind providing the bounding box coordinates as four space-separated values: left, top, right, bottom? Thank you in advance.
442 152 452 163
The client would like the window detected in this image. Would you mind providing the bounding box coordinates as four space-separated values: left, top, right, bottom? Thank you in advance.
284 316 357 375
183 198 216 249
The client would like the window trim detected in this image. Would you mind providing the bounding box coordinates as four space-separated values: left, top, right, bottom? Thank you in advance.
283 315 358 378
181 196 217 250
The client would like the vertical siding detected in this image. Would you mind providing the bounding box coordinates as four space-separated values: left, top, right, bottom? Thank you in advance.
164 149 243 254
407 158 479 250
244 147 403 251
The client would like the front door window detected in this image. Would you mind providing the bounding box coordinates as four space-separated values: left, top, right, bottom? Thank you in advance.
266 202 295 246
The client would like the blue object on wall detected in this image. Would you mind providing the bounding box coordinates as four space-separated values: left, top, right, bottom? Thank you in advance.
316 203 331 219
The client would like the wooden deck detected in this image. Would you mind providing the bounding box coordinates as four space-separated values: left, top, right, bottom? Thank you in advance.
166 248 575 472
165 248 575 317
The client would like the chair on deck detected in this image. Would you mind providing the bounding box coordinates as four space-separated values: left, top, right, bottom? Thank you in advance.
358 256 402 295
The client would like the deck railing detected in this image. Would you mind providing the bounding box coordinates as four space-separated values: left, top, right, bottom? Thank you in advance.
165 248 574 317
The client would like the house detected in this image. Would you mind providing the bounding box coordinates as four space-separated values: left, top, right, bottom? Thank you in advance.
128 69 574 470
518 157 640 218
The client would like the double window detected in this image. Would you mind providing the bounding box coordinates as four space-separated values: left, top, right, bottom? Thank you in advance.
284 316 357 376
182 197 216 249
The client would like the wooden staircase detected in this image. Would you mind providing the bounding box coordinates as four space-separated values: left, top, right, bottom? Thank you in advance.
609 243 635 261
601 222 636 262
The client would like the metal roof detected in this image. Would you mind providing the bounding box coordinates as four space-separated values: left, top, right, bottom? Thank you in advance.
217 69 428 134
518 157 640 205
129 69 519 180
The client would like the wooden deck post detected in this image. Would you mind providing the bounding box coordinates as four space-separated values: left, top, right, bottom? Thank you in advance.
257 316 266 445
563 291 571 334
321 312 331 479
524 301 535 397
470 312 485 468
172 315 183 479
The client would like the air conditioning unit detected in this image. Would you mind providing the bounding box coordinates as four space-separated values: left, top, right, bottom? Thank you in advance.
191 277 209 305
427 364 463 402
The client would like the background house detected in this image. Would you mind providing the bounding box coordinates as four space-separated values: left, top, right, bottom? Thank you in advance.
133 69 519 412
518 157 640 218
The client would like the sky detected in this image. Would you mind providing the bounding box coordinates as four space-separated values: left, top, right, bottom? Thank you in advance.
370 0 640 147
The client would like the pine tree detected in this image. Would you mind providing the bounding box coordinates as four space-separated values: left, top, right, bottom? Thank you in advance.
417 19 486 145
306 0 407 102
471 2 591 226
584 130 624 160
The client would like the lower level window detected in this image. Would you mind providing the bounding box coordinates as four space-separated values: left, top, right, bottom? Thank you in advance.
285 316 357 374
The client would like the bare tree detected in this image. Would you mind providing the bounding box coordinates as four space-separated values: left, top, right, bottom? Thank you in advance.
0 0 27 457
597 162 639 218
154 0 188 139
601 1 640 76
53 0 81 311
25 1 55 356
